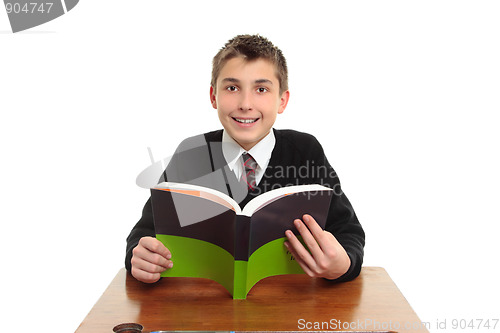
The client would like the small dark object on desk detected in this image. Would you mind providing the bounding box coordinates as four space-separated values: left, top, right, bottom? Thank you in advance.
113 323 143 333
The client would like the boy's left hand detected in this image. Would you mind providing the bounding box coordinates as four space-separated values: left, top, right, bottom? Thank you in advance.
284 214 351 280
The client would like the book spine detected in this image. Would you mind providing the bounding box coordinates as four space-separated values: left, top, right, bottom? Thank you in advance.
234 215 251 261
233 215 251 299
232 260 248 299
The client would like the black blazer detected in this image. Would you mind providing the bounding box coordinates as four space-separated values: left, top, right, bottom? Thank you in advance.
126 129 365 282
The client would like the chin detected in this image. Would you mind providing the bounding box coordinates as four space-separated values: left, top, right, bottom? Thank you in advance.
231 134 258 147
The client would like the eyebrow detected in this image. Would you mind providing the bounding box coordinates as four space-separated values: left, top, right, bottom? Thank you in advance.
255 79 273 85
221 78 274 85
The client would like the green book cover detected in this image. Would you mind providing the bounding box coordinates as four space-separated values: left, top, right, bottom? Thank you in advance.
151 183 333 299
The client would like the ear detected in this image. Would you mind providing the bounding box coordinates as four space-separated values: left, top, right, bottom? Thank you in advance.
210 86 217 109
277 90 290 114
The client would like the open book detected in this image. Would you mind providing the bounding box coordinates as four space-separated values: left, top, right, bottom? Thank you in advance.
151 182 333 299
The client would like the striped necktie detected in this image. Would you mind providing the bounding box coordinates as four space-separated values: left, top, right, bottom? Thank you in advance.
242 153 257 190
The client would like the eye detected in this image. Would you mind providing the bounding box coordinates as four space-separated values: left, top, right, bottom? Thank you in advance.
226 85 238 92
257 87 268 93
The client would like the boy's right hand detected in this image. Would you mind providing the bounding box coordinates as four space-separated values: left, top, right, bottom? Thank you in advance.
131 236 173 283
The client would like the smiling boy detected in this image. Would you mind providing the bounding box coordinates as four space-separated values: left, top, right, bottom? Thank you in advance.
126 35 364 284
212 56 288 151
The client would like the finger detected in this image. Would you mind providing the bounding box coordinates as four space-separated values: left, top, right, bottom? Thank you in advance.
285 227 318 271
140 237 172 260
284 241 316 277
133 254 172 273
131 266 161 284
301 214 328 244
293 218 324 261
133 245 172 270
301 214 337 256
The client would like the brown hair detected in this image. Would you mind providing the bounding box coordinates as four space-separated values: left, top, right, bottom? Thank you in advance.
211 34 288 95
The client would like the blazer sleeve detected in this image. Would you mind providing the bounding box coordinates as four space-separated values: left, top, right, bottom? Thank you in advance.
311 138 365 282
125 133 218 272
125 197 156 272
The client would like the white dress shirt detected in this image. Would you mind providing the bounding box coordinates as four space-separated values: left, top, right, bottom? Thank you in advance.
222 129 275 186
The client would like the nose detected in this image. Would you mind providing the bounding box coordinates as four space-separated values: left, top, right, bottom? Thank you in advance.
238 90 253 111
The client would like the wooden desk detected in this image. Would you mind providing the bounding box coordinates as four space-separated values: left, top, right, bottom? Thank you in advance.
76 267 428 333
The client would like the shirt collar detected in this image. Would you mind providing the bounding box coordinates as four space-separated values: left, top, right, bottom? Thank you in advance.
222 129 275 171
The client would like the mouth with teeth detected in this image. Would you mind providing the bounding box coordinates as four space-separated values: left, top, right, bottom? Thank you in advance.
232 117 259 124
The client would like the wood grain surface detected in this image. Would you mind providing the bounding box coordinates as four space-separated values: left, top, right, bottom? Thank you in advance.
75 267 428 333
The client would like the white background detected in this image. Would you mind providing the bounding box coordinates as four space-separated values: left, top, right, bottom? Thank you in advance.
1 1 499 332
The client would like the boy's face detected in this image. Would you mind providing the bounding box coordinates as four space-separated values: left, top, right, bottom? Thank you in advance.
210 57 289 151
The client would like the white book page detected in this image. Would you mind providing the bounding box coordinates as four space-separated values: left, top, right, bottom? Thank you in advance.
241 184 333 217
155 182 242 214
